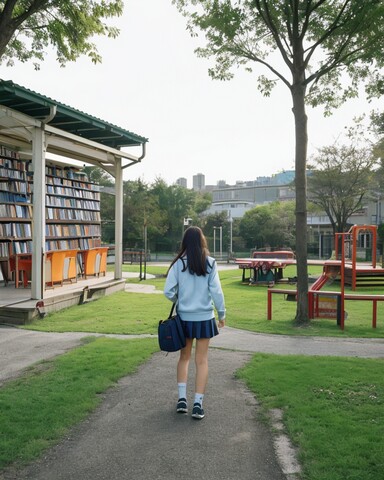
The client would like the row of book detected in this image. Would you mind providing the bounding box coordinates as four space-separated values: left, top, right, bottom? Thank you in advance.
0 192 29 203
46 184 100 200
0 146 20 160
46 237 101 251
13 240 33 254
46 208 101 222
45 165 88 181
0 223 32 237
0 204 32 219
46 176 99 191
1 237 103 257
0 180 29 194
0 166 26 180
0 242 9 257
46 195 100 210
46 223 100 237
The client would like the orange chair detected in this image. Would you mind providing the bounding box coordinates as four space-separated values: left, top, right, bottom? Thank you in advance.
63 249 79 283
97 247 108 277
83 248 99 278
45 251 67 287
10 254 32 288
84 247 108 278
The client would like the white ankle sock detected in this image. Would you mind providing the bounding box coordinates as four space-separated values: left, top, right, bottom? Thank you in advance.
194 393 204 406
178 383 187 400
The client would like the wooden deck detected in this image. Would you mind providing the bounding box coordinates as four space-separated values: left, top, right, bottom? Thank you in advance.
0 272 126 324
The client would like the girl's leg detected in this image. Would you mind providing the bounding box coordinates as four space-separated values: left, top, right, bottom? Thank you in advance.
177 337 193 384
177 338 193 412
194 337 210 394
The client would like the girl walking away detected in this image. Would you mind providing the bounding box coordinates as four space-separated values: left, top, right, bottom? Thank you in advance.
164 226 226 420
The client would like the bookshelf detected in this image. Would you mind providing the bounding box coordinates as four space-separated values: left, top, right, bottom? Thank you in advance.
0 145 102 285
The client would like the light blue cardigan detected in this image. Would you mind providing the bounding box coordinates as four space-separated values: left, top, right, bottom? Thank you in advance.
164 256 226 322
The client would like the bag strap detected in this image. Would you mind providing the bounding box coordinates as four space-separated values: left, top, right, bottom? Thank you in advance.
168 303 176 319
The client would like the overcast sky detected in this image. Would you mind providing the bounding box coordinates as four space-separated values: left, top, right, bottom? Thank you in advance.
1 0 383 187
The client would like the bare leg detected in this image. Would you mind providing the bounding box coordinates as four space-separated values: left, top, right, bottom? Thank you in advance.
177 337 193 383
194 338 210 394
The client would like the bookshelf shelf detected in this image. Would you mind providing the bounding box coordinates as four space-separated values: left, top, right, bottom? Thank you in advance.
0 146 103 285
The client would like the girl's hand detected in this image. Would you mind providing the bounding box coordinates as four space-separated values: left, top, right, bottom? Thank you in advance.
218 319 225 329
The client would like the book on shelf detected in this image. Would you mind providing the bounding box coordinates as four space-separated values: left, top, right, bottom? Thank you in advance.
1 146 102 263
13 240 32 254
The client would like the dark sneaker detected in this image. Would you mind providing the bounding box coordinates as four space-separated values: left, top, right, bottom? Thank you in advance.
192 402 205 420
176 398 188 414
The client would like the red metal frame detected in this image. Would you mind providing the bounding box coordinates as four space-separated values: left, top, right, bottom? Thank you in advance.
335 225 377 291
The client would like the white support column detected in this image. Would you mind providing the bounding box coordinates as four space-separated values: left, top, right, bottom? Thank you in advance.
114 156 123 279
31 126 46 299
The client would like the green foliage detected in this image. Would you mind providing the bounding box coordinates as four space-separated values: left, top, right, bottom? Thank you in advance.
82 166 114 186
198 211 230 253
0 0 123 68
123 179 168 251
99 177 203 253
173 0 384 109
151 179 196 251
239 201 296 249
0 337 157 469
194 191 212 214
371 111 384 191
308 142 378 233
238 354 384 480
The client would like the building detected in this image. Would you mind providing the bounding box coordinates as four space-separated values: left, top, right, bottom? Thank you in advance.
193 173 205 191
176 177 187 188
205 171 296 218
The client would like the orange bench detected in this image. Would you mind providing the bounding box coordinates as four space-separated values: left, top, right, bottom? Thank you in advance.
83 247 108 278
45 249 79 287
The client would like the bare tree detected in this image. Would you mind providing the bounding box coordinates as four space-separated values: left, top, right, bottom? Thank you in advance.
308 143 378 234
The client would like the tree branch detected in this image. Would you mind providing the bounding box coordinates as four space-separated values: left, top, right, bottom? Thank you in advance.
254 0 294 72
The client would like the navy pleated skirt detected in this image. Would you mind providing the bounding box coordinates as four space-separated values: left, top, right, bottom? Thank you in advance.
180 318 219 339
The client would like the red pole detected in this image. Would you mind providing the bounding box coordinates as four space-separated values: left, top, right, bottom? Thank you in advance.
267 290 272 320
373 300 377 328
352 226 357 291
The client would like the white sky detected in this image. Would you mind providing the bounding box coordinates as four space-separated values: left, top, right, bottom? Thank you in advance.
1 0 383 187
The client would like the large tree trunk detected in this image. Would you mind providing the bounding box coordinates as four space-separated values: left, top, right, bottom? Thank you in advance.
292 83 309 325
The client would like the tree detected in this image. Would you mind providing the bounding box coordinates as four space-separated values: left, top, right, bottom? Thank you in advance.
308 143 378 235
239 201 296 250
194 191 213 215
123 179 167 252
151 179 196 252
199 211 229 254
371 111 384 190
173 0 384 324
0 0 123 68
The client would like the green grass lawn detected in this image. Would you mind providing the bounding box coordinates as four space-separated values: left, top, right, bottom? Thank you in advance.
0 336 158 470
25 264 384 338
238 354 384 480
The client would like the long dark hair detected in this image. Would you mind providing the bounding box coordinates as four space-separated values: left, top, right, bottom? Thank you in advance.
169 226 211 276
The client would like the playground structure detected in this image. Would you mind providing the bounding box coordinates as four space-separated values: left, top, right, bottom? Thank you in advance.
237 225 384 329
309 225 384 329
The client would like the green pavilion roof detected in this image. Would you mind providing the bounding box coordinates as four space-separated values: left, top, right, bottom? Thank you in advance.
0 80 148 149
